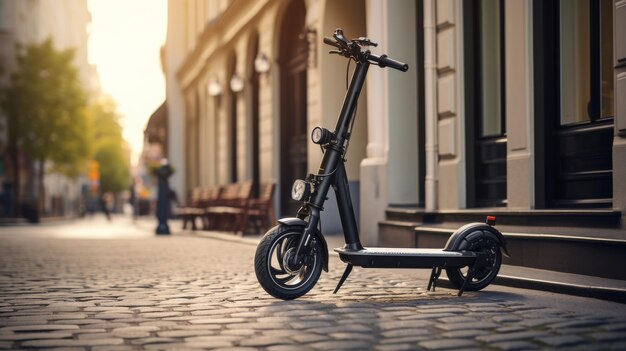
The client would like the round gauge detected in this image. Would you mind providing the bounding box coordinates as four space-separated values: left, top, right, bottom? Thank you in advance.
311 127 323 144
311 126 333 145
291 179 310 201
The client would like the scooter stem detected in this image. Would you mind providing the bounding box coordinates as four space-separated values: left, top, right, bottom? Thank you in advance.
291 61 370 265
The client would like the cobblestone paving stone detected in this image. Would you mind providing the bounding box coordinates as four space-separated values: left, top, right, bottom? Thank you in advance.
1 220 626 350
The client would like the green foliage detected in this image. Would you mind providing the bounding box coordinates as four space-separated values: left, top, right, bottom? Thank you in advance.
148 163 175 176
88 97 130 193
94 138 129 193
0 38 131 205
90 96 124 142
0 39 90 176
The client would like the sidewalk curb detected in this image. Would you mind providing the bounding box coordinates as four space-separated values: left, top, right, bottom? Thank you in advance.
179 229 626 304
493 275 626 304
174 229 261 246
0 215 78 226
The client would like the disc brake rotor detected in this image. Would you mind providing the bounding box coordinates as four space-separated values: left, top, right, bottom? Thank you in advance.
282 248 304 276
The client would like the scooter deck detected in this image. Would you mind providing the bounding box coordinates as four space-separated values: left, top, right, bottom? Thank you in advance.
334 247 477 269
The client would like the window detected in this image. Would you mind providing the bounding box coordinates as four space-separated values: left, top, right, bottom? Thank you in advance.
479 0 504 137
465 0 507 208
559 0 614 125
535 0 615 208
600 0 614 119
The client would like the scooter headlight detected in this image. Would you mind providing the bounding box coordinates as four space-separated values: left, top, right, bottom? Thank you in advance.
291 179 311 201
311 126 333 145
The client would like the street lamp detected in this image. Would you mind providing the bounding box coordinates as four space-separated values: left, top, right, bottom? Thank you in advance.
230 73 244 93
254 53 270 74
207 78 222 96
155 158 173 235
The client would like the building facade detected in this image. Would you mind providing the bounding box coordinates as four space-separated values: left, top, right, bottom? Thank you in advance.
165 0 626 275
164 0 372 234
0 0 94 218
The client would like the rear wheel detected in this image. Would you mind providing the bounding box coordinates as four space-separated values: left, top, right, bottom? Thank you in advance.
254 225 323 300
446 232 502 291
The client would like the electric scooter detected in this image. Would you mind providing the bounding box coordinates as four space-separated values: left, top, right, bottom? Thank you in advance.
254 28 509 300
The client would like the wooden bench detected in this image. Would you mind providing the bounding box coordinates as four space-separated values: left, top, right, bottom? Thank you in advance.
205 181 253 234
176 187 204 230
176 186 222 230
245 182 276 234
198 186 222 229
179 181 276 235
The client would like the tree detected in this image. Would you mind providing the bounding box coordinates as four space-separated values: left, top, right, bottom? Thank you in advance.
88 97 130 194
0 39 90 215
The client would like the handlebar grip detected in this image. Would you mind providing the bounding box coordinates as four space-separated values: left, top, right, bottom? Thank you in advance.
324 37 341 49
377 54 409 72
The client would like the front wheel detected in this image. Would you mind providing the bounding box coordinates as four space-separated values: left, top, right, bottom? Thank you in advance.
445 232 502 292
254 225 323 300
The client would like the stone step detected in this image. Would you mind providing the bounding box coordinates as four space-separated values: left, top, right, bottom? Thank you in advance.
379 221 626 280
439 264 626 304
385 208 622 229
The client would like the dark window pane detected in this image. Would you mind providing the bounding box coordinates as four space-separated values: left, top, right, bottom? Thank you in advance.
479 0 502 137
601 0 614 119
559 0 591 125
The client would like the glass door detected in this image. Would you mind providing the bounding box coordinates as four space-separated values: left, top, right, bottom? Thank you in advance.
546 0 614 208
465 0 507 208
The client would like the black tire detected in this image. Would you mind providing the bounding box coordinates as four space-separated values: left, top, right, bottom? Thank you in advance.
254 225 323 300
445 231 502 292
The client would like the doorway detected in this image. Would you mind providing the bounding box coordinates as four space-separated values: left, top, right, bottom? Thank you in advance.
465 0 507 208
279 0 308 217
247 33 260 196
534 0 614 208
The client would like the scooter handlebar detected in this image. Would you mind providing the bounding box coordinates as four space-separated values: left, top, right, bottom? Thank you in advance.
324 32 409 73
369 53 409 72
323 37 342 49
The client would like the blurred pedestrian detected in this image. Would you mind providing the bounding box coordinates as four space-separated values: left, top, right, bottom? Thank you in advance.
100 193 111 221
2 181 13 217
168 188 178 219
129 180 138 220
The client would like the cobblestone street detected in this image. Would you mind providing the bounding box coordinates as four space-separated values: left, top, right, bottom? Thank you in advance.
1 217 626 350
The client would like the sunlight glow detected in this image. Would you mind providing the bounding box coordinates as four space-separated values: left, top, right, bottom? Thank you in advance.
87 0 167 167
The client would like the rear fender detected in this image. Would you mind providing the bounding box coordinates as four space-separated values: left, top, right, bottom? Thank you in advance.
443 222 510 257
277 217 329 272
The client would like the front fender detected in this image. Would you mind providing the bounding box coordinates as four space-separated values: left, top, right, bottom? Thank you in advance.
277 217 307 227
277 217 330 272
443 222 510 257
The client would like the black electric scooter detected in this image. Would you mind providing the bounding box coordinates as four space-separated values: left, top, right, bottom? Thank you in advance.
254 29 509 300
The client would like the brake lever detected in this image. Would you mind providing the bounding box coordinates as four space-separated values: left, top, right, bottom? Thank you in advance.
354 37 378 47
329 50 343 56
333 29 350 48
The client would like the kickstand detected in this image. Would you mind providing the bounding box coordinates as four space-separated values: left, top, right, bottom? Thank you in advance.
458 261 480 297
333 264 353 294
427 266 442 291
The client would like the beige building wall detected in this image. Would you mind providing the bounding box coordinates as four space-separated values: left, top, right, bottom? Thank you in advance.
318 0 368 181
505 0 534 209
614 0 626 224
0 0 93 215
258 12 278 185
166 0 626 241
436 0 466 209
386 1 419 206
0 0 91 87
360 0 420 245
173 0 287 195
164 0 188 198
169 0 370 230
